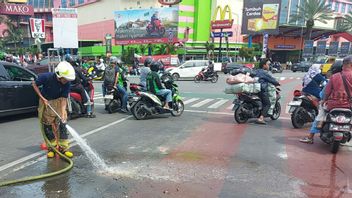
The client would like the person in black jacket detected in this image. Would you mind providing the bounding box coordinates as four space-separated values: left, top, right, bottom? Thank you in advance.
256 58 280 124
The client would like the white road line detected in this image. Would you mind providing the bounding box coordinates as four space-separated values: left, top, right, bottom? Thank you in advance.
183 98 199 105
191 99 214 108
280 77 286 81
296 77 301 80
94 97 105 100
227 104 234 110
94 94 103 97
289 77 294 79
0 116 132 174
208 99 229 109
285 105 290 114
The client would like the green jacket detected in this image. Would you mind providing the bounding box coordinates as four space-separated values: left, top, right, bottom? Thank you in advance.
146 71 163 94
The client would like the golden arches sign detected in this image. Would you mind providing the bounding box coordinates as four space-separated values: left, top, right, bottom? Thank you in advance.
211 5 234 29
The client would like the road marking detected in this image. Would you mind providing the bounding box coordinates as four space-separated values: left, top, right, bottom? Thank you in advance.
95 94 103 97
280 77 286 81
226 104 234 110
94 97 105 100
183 98 199 105
191 99 214 108
296 77 301 80
289 77 294 79
208 99 228 109
0 116 132 174
285 105 291 114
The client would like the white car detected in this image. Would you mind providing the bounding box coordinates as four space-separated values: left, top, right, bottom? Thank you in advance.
167 60 209 80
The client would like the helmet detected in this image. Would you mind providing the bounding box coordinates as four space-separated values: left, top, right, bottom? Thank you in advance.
99 58 104 63
55 61 75 81
150 61 161 72
64 54 74 63
329 61 343 75
144 57 153 67
110 56 122 64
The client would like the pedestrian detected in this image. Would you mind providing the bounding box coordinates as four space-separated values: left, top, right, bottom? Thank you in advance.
32 61 76 158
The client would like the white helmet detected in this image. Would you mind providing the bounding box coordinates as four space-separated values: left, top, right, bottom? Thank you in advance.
54 61 75 81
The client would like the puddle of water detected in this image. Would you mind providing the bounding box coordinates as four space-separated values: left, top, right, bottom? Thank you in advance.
66 125 109 171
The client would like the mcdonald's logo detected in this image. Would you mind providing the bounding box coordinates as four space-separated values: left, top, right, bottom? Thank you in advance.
211 5 234 29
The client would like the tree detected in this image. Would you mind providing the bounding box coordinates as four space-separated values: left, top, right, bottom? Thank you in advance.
239 47 254 61
339 14 352 32
2 17 23 52
139 45 147 55
205 41 215 59
290 0 333 40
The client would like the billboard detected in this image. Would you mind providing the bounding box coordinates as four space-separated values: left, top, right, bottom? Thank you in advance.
242 0 281 34
0 3 33 16
339 42 350 57
316 41 326 56
29 18 45 39
328 42 339 56
114 7 179 45
303 40 314 57
52 8 78 48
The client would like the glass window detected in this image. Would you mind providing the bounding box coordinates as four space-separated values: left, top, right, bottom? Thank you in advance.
182 62 194 68
4 65 35 81
349 4 352 13
196 62 207 67
78 0 84 4
341 3 346 13
334 2 340 12
279 0 289 24
327 0 333 8
69 0 75 7
38 0 45 8
61 0 67 8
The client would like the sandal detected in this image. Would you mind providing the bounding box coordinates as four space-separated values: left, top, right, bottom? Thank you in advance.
299 137 314 144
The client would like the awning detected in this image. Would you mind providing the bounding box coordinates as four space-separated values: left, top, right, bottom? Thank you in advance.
276 25 338 40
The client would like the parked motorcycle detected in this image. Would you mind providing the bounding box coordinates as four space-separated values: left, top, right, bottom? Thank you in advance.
130 73 184 120
270 62 283 73
194 68 218 83
146 19 166 36
320 108 352 153
288 90 319 128
233 88 281 124
67 77 95 119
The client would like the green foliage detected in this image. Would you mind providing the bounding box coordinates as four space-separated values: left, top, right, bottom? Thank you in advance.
121 46 135 64
239 47 254 60
139 45 147 55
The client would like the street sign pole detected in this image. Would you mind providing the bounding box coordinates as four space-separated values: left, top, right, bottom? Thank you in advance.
219 28 223 62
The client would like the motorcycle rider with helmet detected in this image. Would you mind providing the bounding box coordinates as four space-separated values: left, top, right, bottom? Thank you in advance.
302 64 326 99
151 12 159 31
140 58 152 91
147 61 173 110
256 58 280 124
204 60 215 79
32 61 75 158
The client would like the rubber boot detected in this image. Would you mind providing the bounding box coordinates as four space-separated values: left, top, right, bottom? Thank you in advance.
47 140 57 158
59 139 73 158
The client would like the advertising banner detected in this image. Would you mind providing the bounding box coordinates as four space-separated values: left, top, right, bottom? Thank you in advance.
211 5 234 29
339 42 350 57
316 41 326 56
302 40 314 57
242 0 281 34
52 8 78 48
114 7 179 45
0 3 33 16
328 41 339 56
29 18 45 39
262 33 269 58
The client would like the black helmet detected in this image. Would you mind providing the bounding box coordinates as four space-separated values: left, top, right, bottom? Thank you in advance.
329 61 343 75
150 61 161 72
144 57 153 67
64 54 74 63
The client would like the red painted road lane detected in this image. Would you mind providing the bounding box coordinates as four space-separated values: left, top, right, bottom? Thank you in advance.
129 114 247 198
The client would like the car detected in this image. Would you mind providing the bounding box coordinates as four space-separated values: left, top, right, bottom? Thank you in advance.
0 61 39 117
166 60 209 80
26 58 50 74
291 61 312 72
223 63 245 74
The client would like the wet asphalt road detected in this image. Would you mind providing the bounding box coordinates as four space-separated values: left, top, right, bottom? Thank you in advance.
0 71 352 198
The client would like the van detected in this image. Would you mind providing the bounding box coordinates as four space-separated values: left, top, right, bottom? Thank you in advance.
166 60 209 80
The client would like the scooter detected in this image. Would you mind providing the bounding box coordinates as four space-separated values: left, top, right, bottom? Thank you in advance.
320 108 352 153
130 73 184 120
67 78 95 119
87 66 104 81
270 62 283 73
146 19 166 36
288 90 319 128
194 68 218 83
233 88 281 124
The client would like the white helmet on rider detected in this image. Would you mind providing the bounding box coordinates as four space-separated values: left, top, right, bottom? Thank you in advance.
55 61 76 81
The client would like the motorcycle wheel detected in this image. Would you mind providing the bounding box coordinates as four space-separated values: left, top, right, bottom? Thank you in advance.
331 141 340 154
194 75 201 83
132 101 148 120
291 107 306 129
159 27 166 36
171 100 184 117
270 102 281 120
107 99 121 114
211 75 218 83
234 105 249 124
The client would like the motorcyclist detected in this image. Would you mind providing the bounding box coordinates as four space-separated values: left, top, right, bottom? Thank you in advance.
147 61 173 110
140 58 152 91
302 64 326 99
204 60 215 78
255 58 280 124
32 61 75 158
151 12 159 31
95 58 106 75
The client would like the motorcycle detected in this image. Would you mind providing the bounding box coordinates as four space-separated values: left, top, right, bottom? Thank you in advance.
194 68 218 83
130 73 184 120
146 19 166 36
233 88 281 124
87 66 104 81
270 62 283 73
67 77 95 119
288 90 319 128
320 108 352 153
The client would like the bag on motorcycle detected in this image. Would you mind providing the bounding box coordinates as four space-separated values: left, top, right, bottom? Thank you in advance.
267 84 277 115
226 73 255 85
224 83 261 94
104 66 116 85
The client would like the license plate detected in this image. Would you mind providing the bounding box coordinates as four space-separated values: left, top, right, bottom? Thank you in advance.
104 95 113 100
329 124 351 132
288 101 302 106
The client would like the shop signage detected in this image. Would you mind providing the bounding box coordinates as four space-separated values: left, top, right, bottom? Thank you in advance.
29 18 45 38
303 40 314 57
328 41 339 56
339 42 350 57
274 45 295 49
242 0 281 34
158 0 181 5
211 5 234 29
6 0 28 3
211 31 233 38
0 3 33 16
316 41 326 55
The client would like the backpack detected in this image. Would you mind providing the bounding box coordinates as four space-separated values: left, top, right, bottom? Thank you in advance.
104 66 116 85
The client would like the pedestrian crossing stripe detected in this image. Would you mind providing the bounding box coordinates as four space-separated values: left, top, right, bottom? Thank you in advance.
208 99 228 109
183 98 200 105
191 99 215 108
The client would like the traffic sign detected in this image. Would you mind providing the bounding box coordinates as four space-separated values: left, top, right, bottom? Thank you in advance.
210 31 233 38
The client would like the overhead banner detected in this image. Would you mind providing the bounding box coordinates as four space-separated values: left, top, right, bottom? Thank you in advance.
339 42 350 57
29 18 45 39
242 0 281 34
52 8 78 48
302 40 314 57
114 7 179 45
316 41 326 56
328 41 339 56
